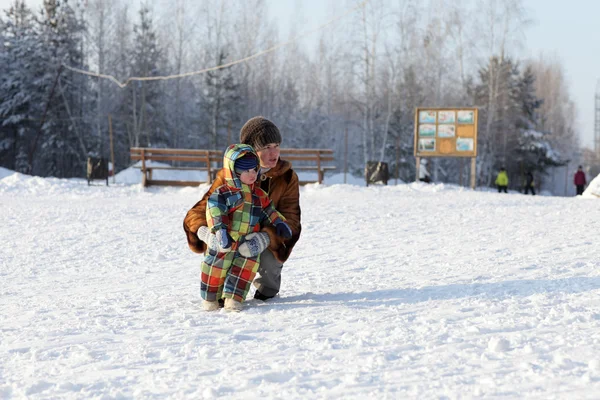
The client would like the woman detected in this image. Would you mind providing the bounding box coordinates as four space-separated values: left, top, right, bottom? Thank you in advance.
183 116 302 301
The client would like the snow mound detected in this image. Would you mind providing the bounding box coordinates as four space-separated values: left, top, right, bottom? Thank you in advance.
488 337 511 352
0 167 17 180
115 161 210 185
0 171 98 196
306 172 408 186
315 172 372 186
582 173 600 198
0 167 144 196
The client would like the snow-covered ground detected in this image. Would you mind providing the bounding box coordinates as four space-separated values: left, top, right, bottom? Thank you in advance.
1 167 600 399
584 172 600 199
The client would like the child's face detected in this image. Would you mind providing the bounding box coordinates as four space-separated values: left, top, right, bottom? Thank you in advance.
239 168 258 185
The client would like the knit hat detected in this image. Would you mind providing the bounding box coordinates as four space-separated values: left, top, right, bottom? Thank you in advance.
234 153 258 175
239 116 282 150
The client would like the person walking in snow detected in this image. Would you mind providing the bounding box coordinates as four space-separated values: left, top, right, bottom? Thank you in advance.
197 143 292 312
419 159 431 183
523 171 535 195
495 167 508 193
574 165 587 196
184 116 301 303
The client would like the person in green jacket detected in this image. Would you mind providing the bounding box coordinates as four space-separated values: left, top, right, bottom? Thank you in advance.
495 167 509 193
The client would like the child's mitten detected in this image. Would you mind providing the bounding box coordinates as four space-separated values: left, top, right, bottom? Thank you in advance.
216 229 233 249
197 225 210 242
238 232 270 257
198 225 218 251
275 222 292 239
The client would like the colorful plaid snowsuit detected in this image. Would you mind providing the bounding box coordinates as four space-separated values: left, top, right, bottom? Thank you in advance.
200 144 287 302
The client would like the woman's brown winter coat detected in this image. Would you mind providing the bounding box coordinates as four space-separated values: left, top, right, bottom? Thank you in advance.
183 159 301 263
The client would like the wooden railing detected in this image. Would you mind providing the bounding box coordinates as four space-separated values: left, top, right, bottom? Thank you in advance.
278 149 336 185
130 147 336 187
130 148 221 187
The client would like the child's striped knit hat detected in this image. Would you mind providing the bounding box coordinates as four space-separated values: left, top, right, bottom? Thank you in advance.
234 153 258 175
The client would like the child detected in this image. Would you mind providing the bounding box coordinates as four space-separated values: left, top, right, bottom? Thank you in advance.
495 167 508 193
200 143 292 312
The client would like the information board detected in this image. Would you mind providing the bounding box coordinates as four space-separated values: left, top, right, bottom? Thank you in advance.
413 108 478 157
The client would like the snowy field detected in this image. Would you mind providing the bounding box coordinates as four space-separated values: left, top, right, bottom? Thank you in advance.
1 167 600 399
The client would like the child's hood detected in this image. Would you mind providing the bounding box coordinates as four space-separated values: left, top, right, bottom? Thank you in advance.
223 143 259 189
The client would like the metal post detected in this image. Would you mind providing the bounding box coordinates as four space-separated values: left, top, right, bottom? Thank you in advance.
141 149 147 187
564 161 569 196
206 151 212 183
317 152 322 184
415 157 421 182
470 157 476 189
459 158 464 187
108 114 116 184
344 126 348 184
395 134 400 185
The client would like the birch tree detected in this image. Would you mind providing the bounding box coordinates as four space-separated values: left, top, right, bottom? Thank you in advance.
85 0 116 156
129 4 162 147
475 0 528 184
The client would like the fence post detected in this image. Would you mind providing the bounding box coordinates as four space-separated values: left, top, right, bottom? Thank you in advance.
317 151 322 184
108 114 115 184
206 151 212 183
415 156 421 182
395 134 400 185
470 157 477 189
141 149 147 187
459 158 464 187
344 127 348 184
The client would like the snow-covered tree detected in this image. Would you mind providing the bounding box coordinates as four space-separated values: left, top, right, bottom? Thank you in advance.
0 1 42 173
37 0 89 177
203 50 240 149
128 4 164 148
0 0 585 187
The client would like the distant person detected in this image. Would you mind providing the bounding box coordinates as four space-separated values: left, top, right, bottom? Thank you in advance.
523 171 535 195
574 165 587 195
495 167 508 193
419 159 431 183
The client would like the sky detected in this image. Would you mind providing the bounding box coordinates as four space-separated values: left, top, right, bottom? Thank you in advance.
2 165 600 397
522 0 599 149
266 0 600 150
1 0 597 149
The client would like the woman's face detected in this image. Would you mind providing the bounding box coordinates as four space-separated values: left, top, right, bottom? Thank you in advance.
256 143 280 169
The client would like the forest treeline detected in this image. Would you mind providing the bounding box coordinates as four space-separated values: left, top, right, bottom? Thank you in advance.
0 0 583 188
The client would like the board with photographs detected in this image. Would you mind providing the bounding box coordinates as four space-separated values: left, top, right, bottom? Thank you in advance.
413 107 478 157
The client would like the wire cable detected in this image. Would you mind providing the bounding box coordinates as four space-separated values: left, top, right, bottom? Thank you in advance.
61 0 369 88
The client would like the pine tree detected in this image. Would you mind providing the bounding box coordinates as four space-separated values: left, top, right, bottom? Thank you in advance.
33 0 89 177
388 65 425 181
203 49 240 149
475 58 563 188
129 4 164 148
514 66 564 177
473 56 520 185
0 1 47 173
